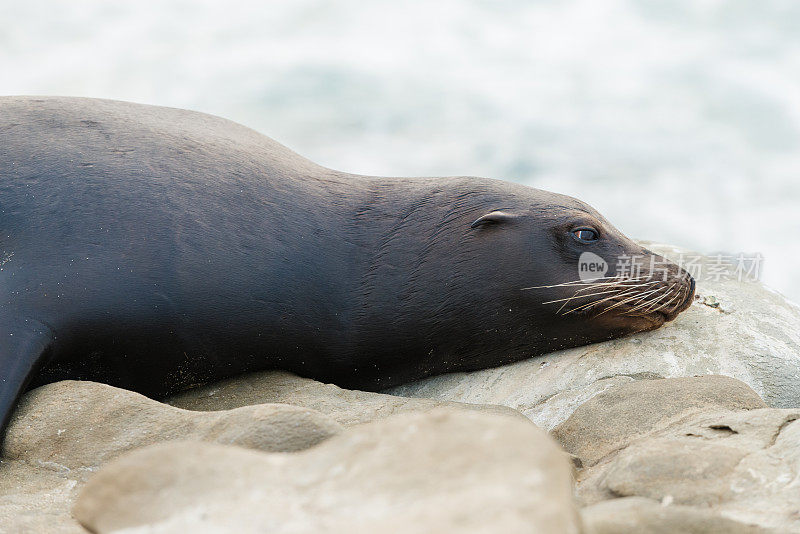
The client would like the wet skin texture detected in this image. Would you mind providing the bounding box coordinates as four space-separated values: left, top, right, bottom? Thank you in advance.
0 97 694 435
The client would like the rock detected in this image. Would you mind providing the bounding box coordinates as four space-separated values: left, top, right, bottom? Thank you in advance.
387 243 800 429
74 408 582 534
0 380 341 533
552 376 766 466
553 375 800 531
602 437 749 506
577 408 800 531
581 497 773 534
167 369 524 425
4 380 342 472
0 460 85 534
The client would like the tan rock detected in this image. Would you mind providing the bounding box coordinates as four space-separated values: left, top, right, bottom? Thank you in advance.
4 380 341 473
581 497 773 534
0 460 85 534
578 408 800 531
552 376 766 466
74 408 582 534
167 369 524 425
602 438 748 506
0 380 341 532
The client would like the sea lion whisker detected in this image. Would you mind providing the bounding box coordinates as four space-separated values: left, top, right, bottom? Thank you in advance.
624 287 672 314
542 288 630 305
521 275 647 290
639 284 678 314
650 285 684 314
556 286 619 314
620 286 667 311
622 293 672 316
560 288 644 315
547 281 658 313
624 286 668 306
594 288 669 317
584 288 661 315
571 280 658 295
553 287 631 314
630 296 669 316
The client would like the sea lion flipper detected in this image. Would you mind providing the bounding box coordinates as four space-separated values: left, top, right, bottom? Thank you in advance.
0 316 53 438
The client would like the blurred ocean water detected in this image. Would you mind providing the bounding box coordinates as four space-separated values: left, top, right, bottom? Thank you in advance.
1 0 799 300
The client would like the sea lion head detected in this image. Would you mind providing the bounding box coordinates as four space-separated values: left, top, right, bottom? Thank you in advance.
467 186 695 351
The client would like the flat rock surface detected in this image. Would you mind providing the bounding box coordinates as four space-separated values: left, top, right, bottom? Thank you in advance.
74 408 581 534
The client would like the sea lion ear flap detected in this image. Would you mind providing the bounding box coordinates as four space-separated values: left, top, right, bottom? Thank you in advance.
470 210 517 229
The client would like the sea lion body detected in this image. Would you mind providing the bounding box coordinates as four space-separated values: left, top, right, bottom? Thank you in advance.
0 97 694 433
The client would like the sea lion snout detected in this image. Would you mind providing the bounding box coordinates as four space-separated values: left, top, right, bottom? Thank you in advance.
659 268 696 321
629 249 696 322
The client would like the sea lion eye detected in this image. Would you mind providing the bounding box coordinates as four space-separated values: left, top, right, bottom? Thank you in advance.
573 228 599 242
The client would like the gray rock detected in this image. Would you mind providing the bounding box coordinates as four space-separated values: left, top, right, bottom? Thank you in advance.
387 243 800 429
553 376 766 466
74 408 582 534
581 497 773 534
167 369 525 425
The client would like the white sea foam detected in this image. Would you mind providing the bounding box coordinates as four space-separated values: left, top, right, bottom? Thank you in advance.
1 0 798 299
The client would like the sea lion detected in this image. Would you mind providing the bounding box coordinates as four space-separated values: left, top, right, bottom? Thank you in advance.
0 96 694 435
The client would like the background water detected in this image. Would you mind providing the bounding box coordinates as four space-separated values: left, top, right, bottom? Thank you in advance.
2 0 799 301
